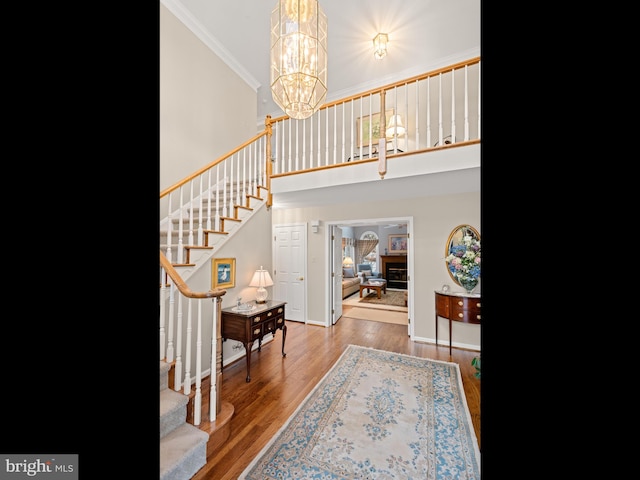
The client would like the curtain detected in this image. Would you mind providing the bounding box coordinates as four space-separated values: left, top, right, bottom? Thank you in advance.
355 239 378 264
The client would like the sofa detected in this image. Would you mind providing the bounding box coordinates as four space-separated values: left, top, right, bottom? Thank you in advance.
342 266 361 298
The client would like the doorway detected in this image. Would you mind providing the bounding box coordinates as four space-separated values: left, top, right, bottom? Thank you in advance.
326 216 414 338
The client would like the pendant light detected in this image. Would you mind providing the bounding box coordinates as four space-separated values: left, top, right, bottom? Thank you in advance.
270 0 328 120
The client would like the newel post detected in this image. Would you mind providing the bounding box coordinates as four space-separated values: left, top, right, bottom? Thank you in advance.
265 115 273 209
378 89 387 179
210 295 223 420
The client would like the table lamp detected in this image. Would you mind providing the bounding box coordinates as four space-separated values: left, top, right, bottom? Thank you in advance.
249 266 274 303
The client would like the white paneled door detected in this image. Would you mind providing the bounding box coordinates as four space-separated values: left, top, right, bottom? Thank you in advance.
273 224 307 323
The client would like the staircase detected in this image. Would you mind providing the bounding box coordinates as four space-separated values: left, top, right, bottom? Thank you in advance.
160 361 209 480
161 182 269 283
160 178 268 479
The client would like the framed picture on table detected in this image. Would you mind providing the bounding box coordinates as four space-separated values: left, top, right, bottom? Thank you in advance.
212 258 236 289
388 234 408 254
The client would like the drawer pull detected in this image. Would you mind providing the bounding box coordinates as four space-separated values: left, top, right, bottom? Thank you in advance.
476 315 481 320
254 316 261 322
457 300 463 306
476 302 481 308
278 308 283 313
277 318 283 324
254 328 261 335
457 313 464 318
267 311 272 317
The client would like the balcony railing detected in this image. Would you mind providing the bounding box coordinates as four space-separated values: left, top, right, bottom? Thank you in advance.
268 56 480 177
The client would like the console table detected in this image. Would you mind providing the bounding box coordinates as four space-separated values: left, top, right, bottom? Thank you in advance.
434 290 481 354
221 300 287 382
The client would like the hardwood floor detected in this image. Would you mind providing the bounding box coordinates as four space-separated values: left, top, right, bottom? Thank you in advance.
191 305 480 480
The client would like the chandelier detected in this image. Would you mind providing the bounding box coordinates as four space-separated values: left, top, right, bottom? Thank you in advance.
270 0 327 120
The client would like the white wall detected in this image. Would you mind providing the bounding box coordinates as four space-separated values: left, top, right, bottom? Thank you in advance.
160 4 257 192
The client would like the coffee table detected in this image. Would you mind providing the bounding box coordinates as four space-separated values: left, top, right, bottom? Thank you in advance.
359 279 387 299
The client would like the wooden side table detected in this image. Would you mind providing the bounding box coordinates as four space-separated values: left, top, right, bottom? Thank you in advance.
221 300 287 382
435 290 481 354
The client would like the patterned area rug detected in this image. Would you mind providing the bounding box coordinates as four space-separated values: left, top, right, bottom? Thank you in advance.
359 289 406 307
343 290 408 312
239 345 481 479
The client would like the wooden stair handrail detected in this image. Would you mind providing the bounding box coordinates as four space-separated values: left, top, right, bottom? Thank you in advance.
160 131 270 199
160 251 226 299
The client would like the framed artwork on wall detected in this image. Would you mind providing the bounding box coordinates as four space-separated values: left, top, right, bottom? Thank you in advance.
388 234 408 254
356 109 394 147
212 257 236 289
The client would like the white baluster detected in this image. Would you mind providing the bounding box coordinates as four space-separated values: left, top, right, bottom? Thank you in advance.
197 175 204 246
166 281 175 363
183 298 192 395
193 300 203 425
177 186 184 264
209 297 219 421
451 68 456 144
160 267 167 360
188 181 194 247
174 291 183 391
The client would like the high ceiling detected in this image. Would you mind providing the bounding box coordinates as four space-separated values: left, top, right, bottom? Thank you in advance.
162 0 481 122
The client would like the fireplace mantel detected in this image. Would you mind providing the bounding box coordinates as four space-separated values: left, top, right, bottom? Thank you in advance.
381 255 407 271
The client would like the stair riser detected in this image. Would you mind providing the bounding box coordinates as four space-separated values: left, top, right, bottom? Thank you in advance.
160 424 208 480
161 389 190 438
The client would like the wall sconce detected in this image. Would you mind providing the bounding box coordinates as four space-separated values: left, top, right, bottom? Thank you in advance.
311 219 320 233
373 33 388 60
249 266 274 304
270 0 328 120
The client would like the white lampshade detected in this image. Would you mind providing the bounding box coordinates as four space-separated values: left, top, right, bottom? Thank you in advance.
342 256 354 266
385 115 406 139
249 266 274 303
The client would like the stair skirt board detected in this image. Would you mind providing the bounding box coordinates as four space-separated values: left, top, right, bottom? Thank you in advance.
160 423 209 480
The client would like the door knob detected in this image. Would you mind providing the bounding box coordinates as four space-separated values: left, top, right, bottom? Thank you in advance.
298 277 304 281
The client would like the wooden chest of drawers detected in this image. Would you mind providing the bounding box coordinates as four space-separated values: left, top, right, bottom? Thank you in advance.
221 300 287 382
435 291 481 354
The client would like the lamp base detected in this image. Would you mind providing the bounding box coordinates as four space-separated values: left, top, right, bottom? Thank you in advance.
255 287 268 304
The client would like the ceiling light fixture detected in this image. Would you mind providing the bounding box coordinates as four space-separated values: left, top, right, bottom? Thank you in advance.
270 0 328 120
373 33 388 60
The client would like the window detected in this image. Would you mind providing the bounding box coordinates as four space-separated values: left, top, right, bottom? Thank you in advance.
360 231 379 273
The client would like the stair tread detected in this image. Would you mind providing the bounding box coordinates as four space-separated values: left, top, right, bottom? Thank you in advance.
160 423 208 480
160 388 189 416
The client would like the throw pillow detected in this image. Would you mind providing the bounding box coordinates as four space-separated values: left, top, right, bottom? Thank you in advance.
363 271 372 278
343 267 355 278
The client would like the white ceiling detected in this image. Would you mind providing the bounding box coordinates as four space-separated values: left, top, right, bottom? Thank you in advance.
162 0 481 122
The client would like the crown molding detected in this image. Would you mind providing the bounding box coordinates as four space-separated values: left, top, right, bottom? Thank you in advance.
161 0 261 92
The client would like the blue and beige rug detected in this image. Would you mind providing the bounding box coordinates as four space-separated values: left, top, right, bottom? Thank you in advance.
239 344 481 479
